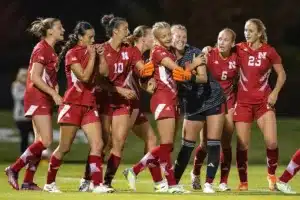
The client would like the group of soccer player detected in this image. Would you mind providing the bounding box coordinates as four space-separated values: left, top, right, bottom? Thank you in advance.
4 13 300 194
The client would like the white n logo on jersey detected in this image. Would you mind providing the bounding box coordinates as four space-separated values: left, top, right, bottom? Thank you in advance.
228 61 236 69
258 52 267 60
121 52 129 60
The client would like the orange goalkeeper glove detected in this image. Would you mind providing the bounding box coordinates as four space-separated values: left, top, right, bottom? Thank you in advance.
172 67 195 82
139 62 154 77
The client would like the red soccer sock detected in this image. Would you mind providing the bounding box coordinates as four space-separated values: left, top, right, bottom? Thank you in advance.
279 149 300 183
103 153 121 186
11 141 45 173
236 149 248 183
193 145 207 176
23 154 41 183
47 155 62 184
88 155 103 186
266 148 278 175
220 147 232 184
132 146 160 175
148 159 163 183
159 143 176 186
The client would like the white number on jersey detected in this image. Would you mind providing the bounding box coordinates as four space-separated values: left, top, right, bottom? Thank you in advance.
114 63 124 74
248 56 261 67
221 71 228 80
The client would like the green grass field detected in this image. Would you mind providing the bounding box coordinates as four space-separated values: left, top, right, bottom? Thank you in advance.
0 111 299 199
0 163 299 200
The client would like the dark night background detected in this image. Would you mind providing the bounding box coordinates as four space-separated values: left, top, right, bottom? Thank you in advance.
1 0 300 116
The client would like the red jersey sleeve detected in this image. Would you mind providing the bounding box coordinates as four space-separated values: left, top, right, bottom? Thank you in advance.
268 47 282 64
152 48 170 64
130 47 142 66
65 50 79 66
31 48 49 65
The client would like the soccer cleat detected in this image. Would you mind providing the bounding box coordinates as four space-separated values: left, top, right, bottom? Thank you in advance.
168 185 190 194
154 180 168 193
203 182 215 193
276 181 296 194
190 171 201 190
5 166 19 190
92 184 115 193
218 183 231 191
267 174 277 191
238 182 248 191
78 178 91 192
123 168 137 191
43 182 62 193
21 182 42 191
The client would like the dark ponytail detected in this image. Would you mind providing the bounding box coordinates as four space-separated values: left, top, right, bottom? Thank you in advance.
58 21 94 66
101 14 127 38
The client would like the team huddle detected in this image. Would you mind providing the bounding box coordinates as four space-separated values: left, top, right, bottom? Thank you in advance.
4 14 300 194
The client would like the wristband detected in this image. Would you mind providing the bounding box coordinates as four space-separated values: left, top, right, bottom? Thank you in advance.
191 74 196 82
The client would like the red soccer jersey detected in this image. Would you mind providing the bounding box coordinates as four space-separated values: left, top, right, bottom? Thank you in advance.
24 40 58 106
103 43 142 106
151 45 177 102
63 45 96 106
236 42 282 104
207 48 238 101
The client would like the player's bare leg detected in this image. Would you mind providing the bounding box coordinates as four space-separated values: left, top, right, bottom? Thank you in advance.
219 108 234 191
79 114 112 192
131 122 167 192
257 110 278 191
6 115 52 190
45 124 78 193
104 114 131 188
83 122 114 193
235 122 252 191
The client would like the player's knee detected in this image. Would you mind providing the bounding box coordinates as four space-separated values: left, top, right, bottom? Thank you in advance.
147 134 157 149
90 141 104 155
266 141 277 150
237 141 248 150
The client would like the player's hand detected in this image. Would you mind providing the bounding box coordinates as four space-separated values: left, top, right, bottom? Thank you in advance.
87 45 96 57
52 93 63 106
140 77 156 94
94 44 104 55
117 87 137 100
139 62 154 77
267 91 278 107
172 67 192 81
191 53 206 67
202 46 213 54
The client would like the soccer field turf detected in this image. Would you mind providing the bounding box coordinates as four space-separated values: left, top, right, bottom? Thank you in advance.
0 163 299 200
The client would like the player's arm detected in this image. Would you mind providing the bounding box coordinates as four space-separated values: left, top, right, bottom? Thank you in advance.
30 63 58 98
99 78 137 100
195 65 208 83
135 60 154 78
95 44 109 77
186 53 206 71
202 46 213 54
71 46 96 82
272 63 286 95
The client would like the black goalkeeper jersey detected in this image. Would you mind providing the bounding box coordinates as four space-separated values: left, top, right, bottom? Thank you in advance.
177 45 225 117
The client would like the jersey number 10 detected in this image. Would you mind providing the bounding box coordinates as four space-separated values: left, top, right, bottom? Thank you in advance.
114 63 124 74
